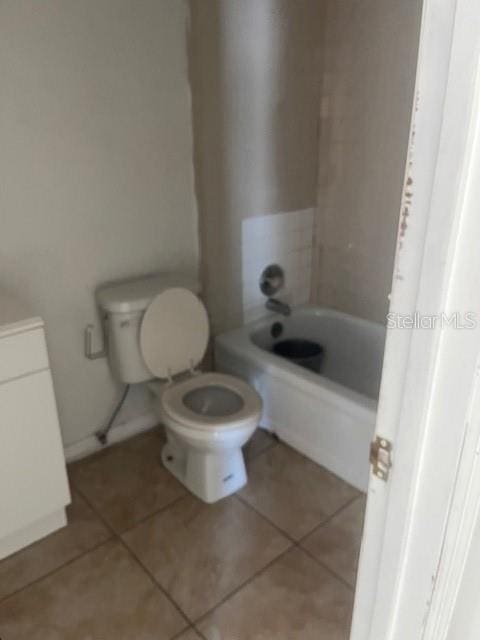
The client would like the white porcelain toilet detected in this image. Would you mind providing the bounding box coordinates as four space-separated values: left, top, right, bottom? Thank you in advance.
97 274 262 503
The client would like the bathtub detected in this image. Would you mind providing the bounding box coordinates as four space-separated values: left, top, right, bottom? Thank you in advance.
214 306 386 490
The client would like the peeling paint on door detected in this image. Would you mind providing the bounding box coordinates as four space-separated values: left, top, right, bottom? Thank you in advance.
394 90 419 280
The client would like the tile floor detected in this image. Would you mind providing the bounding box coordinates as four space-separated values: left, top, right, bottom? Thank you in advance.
0 427 366 640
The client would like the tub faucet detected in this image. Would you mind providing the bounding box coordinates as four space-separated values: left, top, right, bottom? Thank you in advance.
266 298 291 316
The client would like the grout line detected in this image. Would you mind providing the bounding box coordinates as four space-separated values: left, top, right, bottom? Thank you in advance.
73 484 193 632
70 435 284 638
244 442 276 465
1 432 360 634
296 544 355 592
244 432 278 461
188 534 355 631
67 435 189 536
170 625 208 640
233 494 296 543
193 626 209 640
235 490 361 547
116 534 192 632
296 494 363 544
266 435 361 496
119 492 188 535
234 492 358 592
192 545 294 627
0 448 192 608
190 538 356 629
233 491 363 596
242 433 364 547
68 477 187 539
0 537 115 606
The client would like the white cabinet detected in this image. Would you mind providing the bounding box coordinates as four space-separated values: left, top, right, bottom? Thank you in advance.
0 297 70 559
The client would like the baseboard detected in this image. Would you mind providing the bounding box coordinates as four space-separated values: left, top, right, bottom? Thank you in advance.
64 412 158 463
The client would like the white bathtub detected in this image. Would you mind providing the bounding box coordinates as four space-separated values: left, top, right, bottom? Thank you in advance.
214 306 386 490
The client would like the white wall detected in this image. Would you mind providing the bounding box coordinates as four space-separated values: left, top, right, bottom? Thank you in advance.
0 0 199 447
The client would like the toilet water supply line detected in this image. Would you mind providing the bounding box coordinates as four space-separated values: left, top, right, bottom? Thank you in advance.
85 322 131 446
95 384 131 445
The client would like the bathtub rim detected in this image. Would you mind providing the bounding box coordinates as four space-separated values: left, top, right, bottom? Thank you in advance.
215 305 382 420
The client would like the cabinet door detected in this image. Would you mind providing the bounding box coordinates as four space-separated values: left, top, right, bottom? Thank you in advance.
0 370 70 539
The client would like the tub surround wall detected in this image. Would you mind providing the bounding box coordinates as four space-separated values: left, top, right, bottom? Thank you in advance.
313 0 423 324
191 0 422 332
242 209 315 323
0 0 199 448
189 0 323 334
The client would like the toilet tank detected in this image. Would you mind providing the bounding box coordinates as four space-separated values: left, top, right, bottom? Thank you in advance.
96 273 200 384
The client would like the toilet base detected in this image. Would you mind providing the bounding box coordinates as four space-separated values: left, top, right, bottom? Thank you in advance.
161 441 247 503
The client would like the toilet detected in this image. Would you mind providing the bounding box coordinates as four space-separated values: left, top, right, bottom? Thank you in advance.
97 273 262 503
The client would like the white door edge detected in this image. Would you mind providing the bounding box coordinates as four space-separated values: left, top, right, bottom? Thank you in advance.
351 1 480 639
421 51 480 640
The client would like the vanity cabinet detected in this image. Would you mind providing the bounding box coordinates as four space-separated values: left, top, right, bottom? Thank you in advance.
0 299 70 559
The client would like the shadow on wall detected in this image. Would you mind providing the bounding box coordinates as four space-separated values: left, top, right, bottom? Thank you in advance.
188 0 322 334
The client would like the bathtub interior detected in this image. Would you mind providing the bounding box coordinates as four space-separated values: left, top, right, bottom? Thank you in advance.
250 309 386 400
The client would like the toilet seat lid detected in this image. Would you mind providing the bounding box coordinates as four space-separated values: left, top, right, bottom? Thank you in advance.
140 288 209 379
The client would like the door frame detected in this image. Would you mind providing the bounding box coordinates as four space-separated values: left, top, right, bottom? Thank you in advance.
351 1 480 638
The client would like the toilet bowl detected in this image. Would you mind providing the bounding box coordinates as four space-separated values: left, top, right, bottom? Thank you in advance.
97 274 262 503
150 372 261 502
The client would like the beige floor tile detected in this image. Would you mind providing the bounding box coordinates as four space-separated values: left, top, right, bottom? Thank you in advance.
243 428 277 462
238 443 358 540
198 547 353 640
302 496 366 586
0 540 187 640
69 428 186 532
122 494 291 620
175 629 203 640
0 490 111 601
